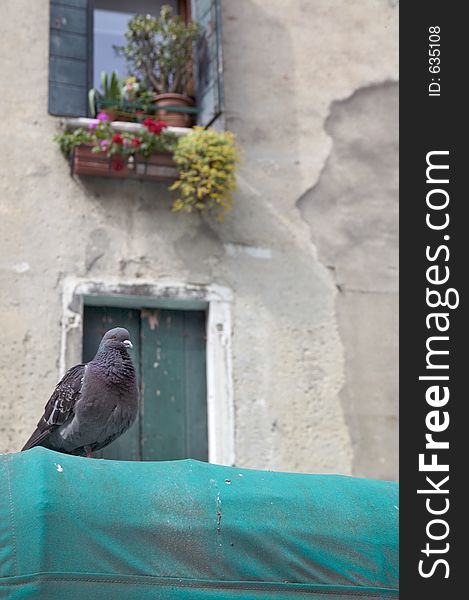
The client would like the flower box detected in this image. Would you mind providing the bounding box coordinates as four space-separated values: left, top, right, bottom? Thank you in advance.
71 145 178 182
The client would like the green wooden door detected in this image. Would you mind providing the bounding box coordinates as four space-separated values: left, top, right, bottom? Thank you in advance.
83 305 208 461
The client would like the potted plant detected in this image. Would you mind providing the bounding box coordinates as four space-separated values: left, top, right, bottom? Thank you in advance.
120 76 160 122
88 71 123 121
55 114 178 180
170 127 240 218
115 5 200 128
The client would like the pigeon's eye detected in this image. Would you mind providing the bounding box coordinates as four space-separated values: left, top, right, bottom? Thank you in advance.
111 335 117 340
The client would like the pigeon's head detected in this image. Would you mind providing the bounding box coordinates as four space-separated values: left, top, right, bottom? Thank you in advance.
100 328 133 352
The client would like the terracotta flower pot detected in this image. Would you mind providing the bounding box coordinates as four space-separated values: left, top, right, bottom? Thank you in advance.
96 105 134 123
72 146 129 177
153 93 195 128
96 107 119 122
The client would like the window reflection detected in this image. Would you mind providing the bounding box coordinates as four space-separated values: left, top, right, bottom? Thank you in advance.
92 0 178 89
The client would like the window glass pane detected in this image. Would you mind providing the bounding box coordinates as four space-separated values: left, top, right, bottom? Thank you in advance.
93 0 178 89
93 9 131 87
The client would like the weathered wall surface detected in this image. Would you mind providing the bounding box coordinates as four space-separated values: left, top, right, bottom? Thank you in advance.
298 83 399 480
0 0 398 479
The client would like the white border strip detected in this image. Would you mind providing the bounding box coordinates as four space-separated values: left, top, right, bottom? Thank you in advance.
206 300 235 467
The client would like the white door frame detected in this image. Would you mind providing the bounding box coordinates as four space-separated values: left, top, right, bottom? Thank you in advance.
60 277 235 466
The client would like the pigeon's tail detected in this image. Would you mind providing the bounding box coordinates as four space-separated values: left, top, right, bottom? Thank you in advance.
21 428 50 451
21 363 86 452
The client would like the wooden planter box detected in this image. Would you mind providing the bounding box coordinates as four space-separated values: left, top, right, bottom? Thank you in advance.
71 145 178 182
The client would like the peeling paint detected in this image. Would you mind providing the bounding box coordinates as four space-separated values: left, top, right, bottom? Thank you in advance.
297 82 398 480
142 309 159 331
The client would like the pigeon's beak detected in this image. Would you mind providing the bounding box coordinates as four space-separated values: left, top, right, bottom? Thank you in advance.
123 340 133 349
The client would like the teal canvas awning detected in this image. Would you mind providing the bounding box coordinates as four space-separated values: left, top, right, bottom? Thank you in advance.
0 448 398 598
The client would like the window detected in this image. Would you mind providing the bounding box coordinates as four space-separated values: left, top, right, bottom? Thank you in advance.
91 0 177 89
49 0 224 127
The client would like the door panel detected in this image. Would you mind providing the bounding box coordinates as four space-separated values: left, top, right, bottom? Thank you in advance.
183 311 209 461
141 309 186 460
141 309 208 461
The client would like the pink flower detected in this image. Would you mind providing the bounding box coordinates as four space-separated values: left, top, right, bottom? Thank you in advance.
97 112 109 121
99 140 109 149
88 120 98 129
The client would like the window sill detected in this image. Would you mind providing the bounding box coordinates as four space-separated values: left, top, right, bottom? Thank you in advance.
63 117 191 137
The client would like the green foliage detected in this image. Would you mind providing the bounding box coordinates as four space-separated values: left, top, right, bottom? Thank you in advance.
54 128 92 155
88 71 122 117
101 71 122 100
115 5 201 96
170 127 240 218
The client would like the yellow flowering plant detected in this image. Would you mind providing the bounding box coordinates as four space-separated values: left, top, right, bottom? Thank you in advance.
170 127 240 218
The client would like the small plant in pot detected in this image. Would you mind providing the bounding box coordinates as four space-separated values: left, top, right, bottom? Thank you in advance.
88 71 123 121
89 73 155 122
115 5 200 128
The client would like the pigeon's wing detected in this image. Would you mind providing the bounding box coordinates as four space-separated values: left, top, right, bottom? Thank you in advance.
21 364 86 451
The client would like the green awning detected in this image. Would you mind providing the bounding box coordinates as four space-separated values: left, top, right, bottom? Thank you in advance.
0 448 398 598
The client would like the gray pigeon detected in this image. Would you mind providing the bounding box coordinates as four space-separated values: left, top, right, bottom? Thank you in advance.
21 327 138 457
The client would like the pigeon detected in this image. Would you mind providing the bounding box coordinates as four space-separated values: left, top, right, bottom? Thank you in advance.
21 327 138 457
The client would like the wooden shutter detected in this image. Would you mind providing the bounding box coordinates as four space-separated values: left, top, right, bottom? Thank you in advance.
191 0 225 128
49 0 89 116
140 309 208 462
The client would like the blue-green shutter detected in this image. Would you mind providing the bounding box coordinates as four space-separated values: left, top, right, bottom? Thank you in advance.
140 309 208 461
49 0 89 116
192 0 225 127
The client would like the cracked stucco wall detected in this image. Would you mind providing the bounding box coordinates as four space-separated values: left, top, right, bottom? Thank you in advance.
0 0 398 479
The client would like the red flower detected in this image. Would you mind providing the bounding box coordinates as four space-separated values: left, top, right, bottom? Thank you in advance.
152 120 167 134
143 118 167 135
111 155 125 171
131 138 141 147
111 133 124 144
